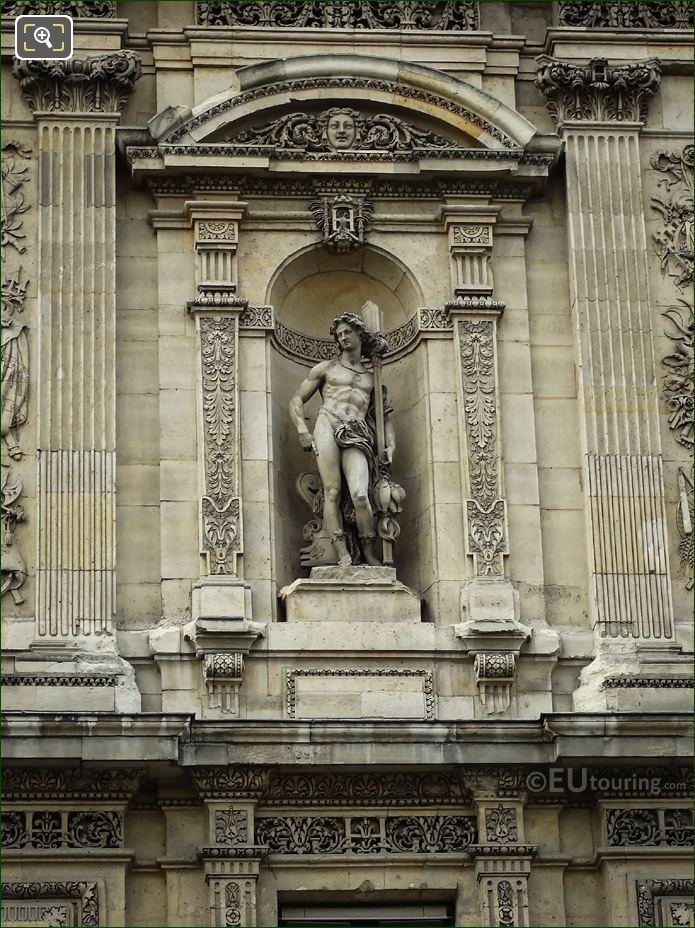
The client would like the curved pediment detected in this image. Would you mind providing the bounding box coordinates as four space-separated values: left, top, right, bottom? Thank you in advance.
128 55 544 176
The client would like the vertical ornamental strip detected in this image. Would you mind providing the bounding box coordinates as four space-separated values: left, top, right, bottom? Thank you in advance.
444 207 509 581
536 56 674 641
12 54 141 640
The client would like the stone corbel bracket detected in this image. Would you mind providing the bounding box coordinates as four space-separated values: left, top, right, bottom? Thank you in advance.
454 600 531 718
185 596 266 719
474 652 517 715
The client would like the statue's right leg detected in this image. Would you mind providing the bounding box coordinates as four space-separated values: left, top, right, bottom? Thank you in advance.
313 414 352 567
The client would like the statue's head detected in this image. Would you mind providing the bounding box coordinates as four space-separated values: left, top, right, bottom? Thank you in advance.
330 312 369 354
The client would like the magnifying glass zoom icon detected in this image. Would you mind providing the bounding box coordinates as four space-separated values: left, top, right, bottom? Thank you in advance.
33 26 53 48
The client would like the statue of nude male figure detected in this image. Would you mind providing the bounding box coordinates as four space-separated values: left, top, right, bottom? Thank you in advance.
289 313 395 568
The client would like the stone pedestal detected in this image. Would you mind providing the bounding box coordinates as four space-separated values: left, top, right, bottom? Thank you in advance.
279 566 421 623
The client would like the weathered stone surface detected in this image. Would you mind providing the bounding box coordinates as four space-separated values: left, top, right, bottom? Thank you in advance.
1 7 692 927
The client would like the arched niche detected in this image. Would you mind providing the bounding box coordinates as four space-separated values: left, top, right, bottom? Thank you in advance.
266 244 423 336
269 245 427 594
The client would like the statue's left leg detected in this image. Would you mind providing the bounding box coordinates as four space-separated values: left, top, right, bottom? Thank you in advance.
342 448 380 566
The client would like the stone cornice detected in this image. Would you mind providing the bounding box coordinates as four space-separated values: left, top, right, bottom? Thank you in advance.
12 51 142 115
535 55 661 127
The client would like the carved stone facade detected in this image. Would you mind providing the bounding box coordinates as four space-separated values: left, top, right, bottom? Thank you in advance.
0 3 692 927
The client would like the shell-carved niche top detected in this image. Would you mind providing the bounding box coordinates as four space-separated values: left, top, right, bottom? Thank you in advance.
221 107 464 154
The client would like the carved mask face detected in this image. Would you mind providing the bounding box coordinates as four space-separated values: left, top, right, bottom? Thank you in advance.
327 114 356 150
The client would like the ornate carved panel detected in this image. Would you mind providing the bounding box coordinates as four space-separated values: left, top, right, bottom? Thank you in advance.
1 767 141 801
2 810 123 849
606 808 693 847
651 145 694 291
637 880 695 927
263 770 472 806
1 883 99 928
255 813 477 854
227 108 460 154
198 315 242 574
456 318 508 576
558 2 693 29
196 1 479 30
215 809 249 847
2 1 115 16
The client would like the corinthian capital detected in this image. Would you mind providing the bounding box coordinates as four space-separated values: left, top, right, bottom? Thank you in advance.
535 56 661 126
13 51 142 115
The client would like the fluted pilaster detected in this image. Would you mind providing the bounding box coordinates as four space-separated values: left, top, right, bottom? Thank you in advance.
13 53 141 640
536 57 674 641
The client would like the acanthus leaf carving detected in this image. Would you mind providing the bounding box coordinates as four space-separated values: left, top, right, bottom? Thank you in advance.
193 767 270 799
215 809 249 847
535 56 661 124
459 319 498 506
484 805 519 844
558 2 693 29
256 813 477 854
199 315 241 574
229 107 460 154
606 808 693 847
13 52 142 114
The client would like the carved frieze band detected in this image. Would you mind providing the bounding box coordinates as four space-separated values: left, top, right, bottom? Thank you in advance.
3 1 115 16
13 52 142 114
190 764 693 803
1 139 31 605
2 809 123 849
256 813 477 855
151 174 534 202
198 315 242 575
2 767 141 801
535 56 661 124
196 1 480 30
606 808 693 847
456 318 507 576
558 2 693 29
275 307 451 366
1 882 99 928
